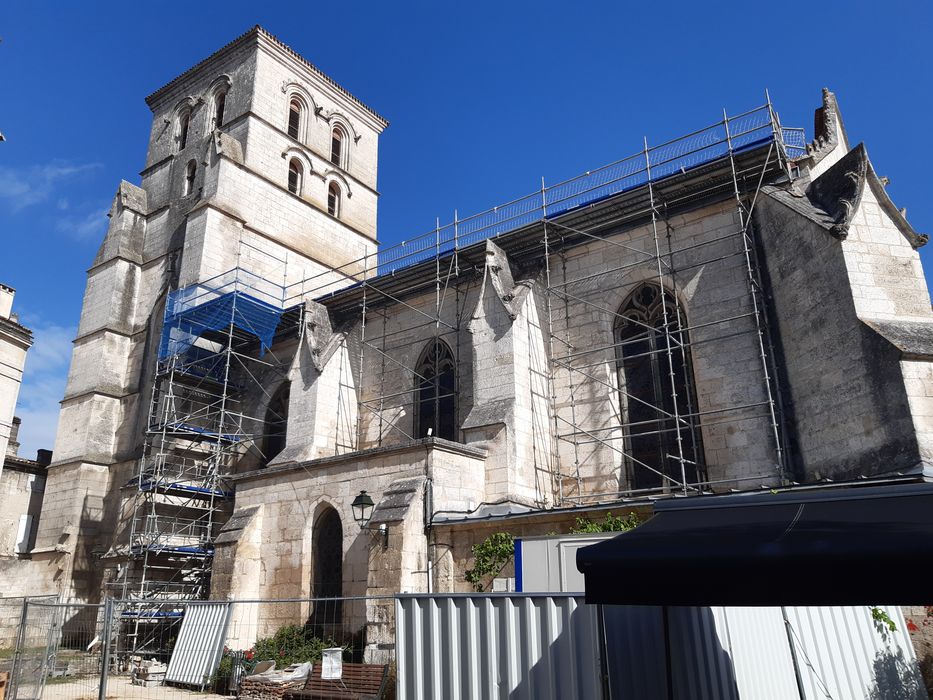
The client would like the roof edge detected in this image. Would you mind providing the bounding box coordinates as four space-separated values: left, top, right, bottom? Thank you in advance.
145 26 389 127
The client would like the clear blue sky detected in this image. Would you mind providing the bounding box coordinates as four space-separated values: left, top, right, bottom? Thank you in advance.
2 1 931 457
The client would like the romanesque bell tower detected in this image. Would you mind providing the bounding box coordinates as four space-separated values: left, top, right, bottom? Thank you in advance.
24 27 387 602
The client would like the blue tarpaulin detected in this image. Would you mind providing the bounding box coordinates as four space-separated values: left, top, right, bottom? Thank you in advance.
158 290 285 361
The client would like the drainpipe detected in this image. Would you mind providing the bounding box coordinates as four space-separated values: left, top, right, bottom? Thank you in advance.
424 443 434 594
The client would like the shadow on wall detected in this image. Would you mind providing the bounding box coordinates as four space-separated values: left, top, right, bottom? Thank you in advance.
868 645 926 700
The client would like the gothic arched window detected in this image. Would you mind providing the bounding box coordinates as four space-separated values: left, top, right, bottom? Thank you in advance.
615 283 704 491
415 339 457 441
288 159 303 195
287 98 302 140
262 382 290 465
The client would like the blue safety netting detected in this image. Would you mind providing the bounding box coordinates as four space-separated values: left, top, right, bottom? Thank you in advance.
158 290 285 361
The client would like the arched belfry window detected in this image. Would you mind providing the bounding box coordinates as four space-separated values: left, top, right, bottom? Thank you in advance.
212 90 227 129
262 382 290 465
615 284 704 491
330 126 344 167
183 160 197 196
288 159 303 195
415 339 457 441
327 181 341 217
287 98 302 140
176 110 190 151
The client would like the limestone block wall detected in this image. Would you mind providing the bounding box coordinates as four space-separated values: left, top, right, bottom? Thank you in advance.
0 467 45 556
274 331 358 464
224 441 484 642
755 194 924 479
901 360 933 466
353 284 477 450
547 200 781 496
251 43 382 195
842 183 931 320
143 41 258 173
0 319 30 479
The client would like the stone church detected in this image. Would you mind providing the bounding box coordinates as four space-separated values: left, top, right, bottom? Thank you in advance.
3 26 931 615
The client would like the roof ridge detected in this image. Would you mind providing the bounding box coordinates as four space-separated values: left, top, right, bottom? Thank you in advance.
145 25 388 126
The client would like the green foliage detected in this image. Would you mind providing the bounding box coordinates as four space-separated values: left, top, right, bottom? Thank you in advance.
210 625 340 688
252 624 339 666
465 532 515 592
570 511 641 534
871 606 898 634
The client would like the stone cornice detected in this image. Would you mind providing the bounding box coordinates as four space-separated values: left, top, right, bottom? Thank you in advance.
0 317 32 348
233 437 486 484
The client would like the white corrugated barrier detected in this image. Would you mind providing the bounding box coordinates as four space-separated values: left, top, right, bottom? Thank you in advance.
396 594 604 700
396 597 926 699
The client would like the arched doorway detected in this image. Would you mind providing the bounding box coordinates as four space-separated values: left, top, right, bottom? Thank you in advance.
310 506 343 626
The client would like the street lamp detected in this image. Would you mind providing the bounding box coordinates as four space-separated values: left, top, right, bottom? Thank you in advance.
351 490 387 548
351 490 375 527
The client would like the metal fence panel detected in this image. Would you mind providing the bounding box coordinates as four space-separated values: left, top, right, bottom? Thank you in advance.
164 602 232 688
396 593 603 700
11 600 103 700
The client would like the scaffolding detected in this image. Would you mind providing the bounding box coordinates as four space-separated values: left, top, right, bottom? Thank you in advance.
278 99 806 507
113 98 807 635
113 258 302 652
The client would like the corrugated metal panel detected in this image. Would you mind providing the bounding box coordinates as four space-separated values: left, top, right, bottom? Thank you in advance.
396 594 603 700
165 602 232 688
784 605 927 700
669 606 741 700
602 605 667 700
709 607 799 700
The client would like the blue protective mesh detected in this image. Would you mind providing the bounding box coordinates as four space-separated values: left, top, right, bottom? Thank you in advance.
158 290 284 361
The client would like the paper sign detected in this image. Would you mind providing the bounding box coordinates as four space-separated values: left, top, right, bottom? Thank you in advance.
321 648 343 680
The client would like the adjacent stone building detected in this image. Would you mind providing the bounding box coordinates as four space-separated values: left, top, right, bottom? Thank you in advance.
0 285 32 479
4 28 932 647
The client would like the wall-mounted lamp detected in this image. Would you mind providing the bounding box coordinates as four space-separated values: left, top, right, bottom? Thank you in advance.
351 490 388 547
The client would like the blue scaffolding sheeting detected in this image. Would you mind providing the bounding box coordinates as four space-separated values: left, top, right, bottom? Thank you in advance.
158 290 285 361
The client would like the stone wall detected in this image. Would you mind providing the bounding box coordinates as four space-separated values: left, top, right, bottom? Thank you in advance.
0 466 45 557
756 182 931 480
216 440 485 644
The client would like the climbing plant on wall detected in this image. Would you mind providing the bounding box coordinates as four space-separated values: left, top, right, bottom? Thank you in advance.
465 532 515 592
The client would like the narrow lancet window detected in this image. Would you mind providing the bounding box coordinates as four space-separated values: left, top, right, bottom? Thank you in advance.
327 181 341 216
288 159 303 195
330 126 344 166
288 99 302 139
213 91 226 128
183 160 196 195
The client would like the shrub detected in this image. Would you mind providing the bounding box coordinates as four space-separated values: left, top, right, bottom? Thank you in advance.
570 511 641 534
252 624 339 667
